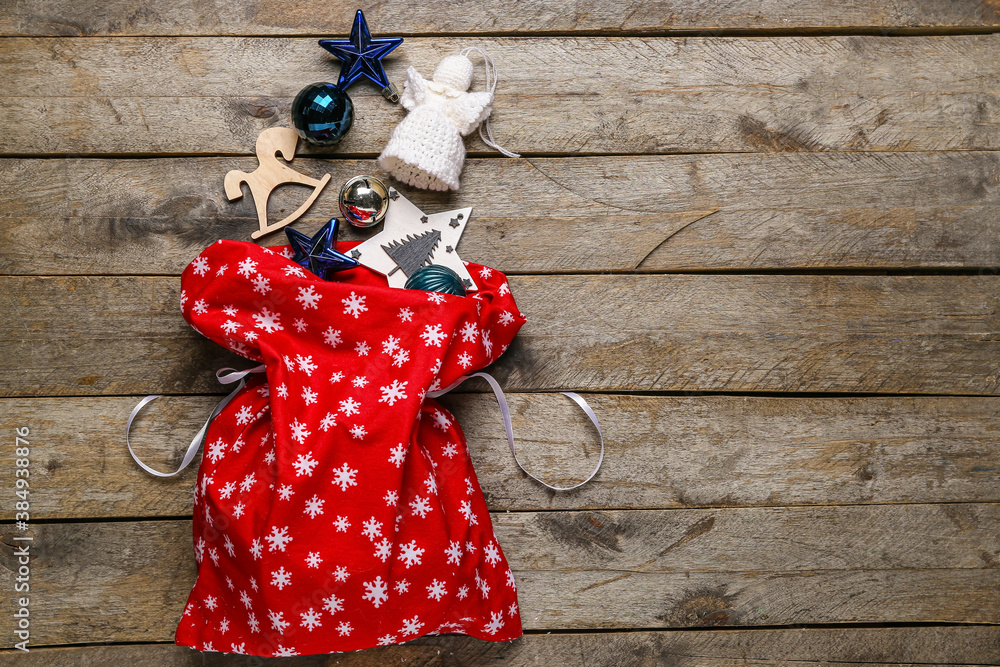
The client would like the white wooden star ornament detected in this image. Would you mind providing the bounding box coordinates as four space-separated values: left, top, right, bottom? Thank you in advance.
348 188 477 290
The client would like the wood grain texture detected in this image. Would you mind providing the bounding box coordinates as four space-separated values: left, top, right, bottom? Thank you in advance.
0 505 995 645
4 151 1000 275
1 626 997 665
4 36 999 155
3 394 999 520
3 274 999 397
5 1 1000 36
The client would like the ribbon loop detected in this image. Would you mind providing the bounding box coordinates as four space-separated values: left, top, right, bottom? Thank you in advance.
126 365 266 478
428 373 604 491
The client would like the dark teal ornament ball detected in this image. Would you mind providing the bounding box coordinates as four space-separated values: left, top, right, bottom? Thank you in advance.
292 82 354 146
404 265 467 297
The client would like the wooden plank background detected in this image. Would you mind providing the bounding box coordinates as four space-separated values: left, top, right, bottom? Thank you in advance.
1 2 998 665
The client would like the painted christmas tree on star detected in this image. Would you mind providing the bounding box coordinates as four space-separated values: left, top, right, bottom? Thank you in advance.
381 229 441 277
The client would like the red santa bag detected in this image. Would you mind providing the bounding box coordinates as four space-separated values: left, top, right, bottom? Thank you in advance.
173 239 526 657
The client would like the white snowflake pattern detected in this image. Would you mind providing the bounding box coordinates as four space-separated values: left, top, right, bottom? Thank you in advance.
483 330 493 357
305 551 322 568
290 419 310 444
330 370 344 383
207 440 227 464
410 495 432 518
398 540 425 568
333 566 349 582
498 281 510 296
323 327 342 347
457 352 473 369
247 613 260 633
362 517 383 541
499 310 516 326
268 610 289 634
424 474 438 495
224 535 235 557
323 593 343 615
221 319 241 335
304 495 325 518
388 443 406 467
420 324 448 346
459 500 478 525
250 538 262 560
379 379 408 406
373 538 392 562
456 585 469 600
277 484 294 501
240 590 253 608
426 579 447 601
384 490 399 506
222 305 237 317
381 335 400 355
459 322 479 342
300 608 322 631
192 256 211 276
277 383 288 398
239 473 256 493
295 354 317 375
252 307 283 333
192 299 208 315
466 541 477 554
233 502 245 519
293 318 307 333
231 436 245 452
333 516 350 532
483 611 504 635
337 621 353 636
445 540 463 565
265 526 292 552
204 595 217 610
271 566 291 590
392 349 410 366
293 452 318 476
398 307 413 322
283 265 306 277
339 397 360 416
352 375 369 388
400 616 424 636
251 274 270 294
301 387 318 405
507 569 517 588
350 424 367 440
395 579 410 593
362 576 389 608
355 340 370 356
378 634 397 646
273 645 298 657
237 258 257 277
296 285 322 309
209 548 220 566
432 409 452 431
466 477 475 495
331 462 358 491
427 292 446 304
320 412 337 431
342 291 368 318
484 541 502 566
443 442 458 458
264 448 276 464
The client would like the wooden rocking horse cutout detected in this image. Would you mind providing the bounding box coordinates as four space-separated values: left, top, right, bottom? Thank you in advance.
225 127 332 240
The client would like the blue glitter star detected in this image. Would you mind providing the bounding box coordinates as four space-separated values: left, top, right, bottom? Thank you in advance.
319 10 403 91
285 218 359 280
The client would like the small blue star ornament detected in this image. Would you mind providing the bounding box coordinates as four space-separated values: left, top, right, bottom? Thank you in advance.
285 218 359 280
319 10 403 102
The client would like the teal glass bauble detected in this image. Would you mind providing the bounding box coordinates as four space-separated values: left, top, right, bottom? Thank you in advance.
404 265 467 296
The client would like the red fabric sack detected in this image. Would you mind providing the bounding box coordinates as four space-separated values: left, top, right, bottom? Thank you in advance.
174 239 526 657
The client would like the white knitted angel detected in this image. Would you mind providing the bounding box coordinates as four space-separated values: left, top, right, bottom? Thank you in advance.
378 49 517 191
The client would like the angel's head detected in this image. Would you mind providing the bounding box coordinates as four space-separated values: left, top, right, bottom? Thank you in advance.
432 55 474 92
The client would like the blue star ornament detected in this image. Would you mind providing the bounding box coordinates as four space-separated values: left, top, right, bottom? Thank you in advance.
319 10 403 91
285 218 359 280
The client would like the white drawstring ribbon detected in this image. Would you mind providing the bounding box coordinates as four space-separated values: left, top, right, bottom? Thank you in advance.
460 46 521 159
126 365 265 477
428 372 604 491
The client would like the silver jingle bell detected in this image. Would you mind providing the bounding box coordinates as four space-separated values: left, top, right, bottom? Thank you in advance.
339 175 390 229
